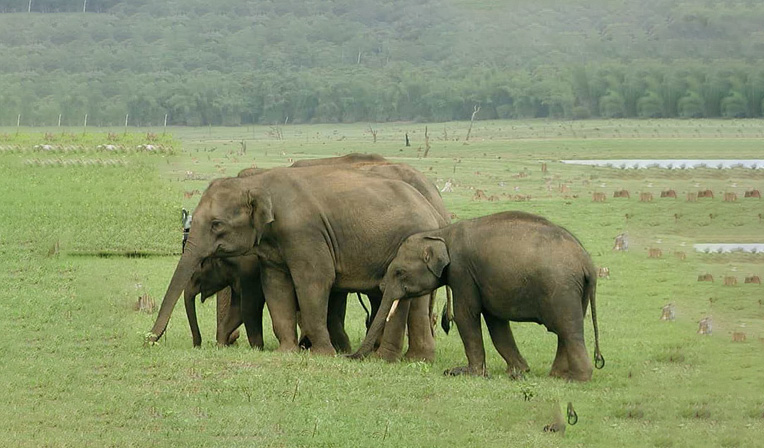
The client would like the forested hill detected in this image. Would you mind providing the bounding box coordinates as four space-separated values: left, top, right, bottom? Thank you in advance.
1 0 764 126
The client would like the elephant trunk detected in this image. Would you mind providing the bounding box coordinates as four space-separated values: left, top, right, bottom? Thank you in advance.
352 287 401 358
148 243 203 343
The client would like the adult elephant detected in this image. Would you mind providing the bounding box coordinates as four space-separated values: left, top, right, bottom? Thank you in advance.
184 155 449 355
148 164 447 360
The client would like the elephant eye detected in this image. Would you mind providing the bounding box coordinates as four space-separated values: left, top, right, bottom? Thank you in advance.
211 220 224 232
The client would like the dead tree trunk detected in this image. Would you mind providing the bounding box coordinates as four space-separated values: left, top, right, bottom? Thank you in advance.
405 133 410 147
423 126 431 158
368 124 377 143
465 105 480 142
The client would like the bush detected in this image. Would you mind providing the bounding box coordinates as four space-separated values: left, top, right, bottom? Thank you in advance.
572 105 592 119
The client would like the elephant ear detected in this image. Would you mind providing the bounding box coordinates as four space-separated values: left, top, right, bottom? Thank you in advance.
247 188 274 245
423 236 450 278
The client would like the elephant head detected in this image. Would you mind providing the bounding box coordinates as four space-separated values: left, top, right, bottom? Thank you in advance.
354 235 449 357
148 177 273 343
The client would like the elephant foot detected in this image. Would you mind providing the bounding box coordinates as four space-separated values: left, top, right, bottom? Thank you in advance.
227 329 241 344
332 335 352 354
374 346 402 363
309 344 337 356
249 339 264 350
507 367 526 381
275 342 299 353
549 368 568 380
549 369 592 382
403 347 435 363
333 343 352 354
345 351 367 361
444 366 489 377
511 358 530 373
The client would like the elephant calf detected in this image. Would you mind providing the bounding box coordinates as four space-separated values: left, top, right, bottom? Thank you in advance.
354 211 604 382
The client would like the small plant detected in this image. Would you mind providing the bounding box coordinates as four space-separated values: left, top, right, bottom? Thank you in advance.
615 403 645 419
519 382 537 401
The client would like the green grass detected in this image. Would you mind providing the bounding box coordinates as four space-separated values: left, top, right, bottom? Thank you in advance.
1 120 763 447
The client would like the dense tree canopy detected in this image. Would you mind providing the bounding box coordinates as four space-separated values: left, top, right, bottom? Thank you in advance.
1 0 763 125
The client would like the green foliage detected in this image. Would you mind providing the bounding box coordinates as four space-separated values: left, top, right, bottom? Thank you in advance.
2 1 764 124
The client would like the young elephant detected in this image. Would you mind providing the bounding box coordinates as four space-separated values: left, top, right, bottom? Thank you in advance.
184 255 354 352
353 211 604 382
183 255 265 348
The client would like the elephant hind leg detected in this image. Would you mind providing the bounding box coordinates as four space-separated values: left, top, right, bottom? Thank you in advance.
548 331 592 382
549 336 569 379
543 290 593 382
483 311 529 377
328 292 351 353
241 283 265 350
184 289 202 347
558 336 593 382
217 287 244 346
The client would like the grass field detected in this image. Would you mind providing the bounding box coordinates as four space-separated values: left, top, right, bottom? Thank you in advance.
1 120 763 447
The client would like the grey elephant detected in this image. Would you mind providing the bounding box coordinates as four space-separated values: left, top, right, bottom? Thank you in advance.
151 158 448 361
353 211 604 382
184 254 358 352
183 255 264 348
183 210 356 351
181 154 449 356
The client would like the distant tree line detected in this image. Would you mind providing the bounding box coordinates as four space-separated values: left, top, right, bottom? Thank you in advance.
1 0 763 125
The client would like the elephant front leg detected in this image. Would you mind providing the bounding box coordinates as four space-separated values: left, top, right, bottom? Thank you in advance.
260 267 299 352
445 283 487 376
404 294 436 362
289 266 335 356
484 311 529 379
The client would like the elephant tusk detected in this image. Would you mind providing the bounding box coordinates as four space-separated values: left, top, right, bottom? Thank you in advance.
386 300 400 322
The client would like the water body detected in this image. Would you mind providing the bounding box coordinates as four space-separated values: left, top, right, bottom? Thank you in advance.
560 159 764 169
694 243 764 254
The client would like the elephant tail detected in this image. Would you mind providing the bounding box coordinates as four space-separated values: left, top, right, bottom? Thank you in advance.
585 270 605 369
440 286 454 334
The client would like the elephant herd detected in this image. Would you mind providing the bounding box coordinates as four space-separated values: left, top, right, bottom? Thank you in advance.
148 153 604 382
